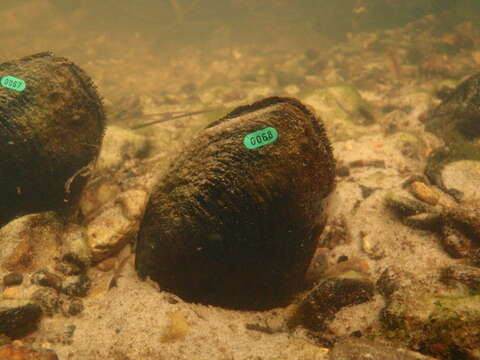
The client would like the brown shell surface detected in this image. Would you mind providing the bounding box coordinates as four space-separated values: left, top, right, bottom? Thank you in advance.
0 52 105 225
135 96 335 310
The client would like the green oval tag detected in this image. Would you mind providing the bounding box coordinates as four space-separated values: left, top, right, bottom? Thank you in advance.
1 76 26 92
243 127 278 149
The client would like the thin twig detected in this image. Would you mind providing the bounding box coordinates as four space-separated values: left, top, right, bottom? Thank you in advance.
129 109 216 130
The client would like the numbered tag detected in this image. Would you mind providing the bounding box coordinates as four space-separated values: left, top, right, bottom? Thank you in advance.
243 127 278 149
1 76 26 92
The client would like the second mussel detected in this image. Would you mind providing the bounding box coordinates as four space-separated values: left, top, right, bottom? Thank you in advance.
0 52 105 226
135 96 336 310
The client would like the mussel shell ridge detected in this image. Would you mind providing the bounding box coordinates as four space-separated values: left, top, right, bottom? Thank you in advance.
0 52 105 225
135 96 335 310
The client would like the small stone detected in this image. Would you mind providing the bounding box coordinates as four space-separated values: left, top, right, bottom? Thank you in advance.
0 300 42 338
401 174 430 189
3 273 23 287
86 200 141 262
358 184 377 199
284 84 300 96
161 311 190 343
96 257 116 272
61 223 92 267
116 188 149 220
64 324 76 339
376 266 402 298
384 193 429 218
336 165 350 177
79 180 122 220
471 249 480 267
31 270 62 290
409 181 439 205
31 288 61 317
0 213 62 273
288 274 374 331
2 287 19 299
318 216 351 249
441 225 474 258
361 234 385 260
54 261 83 276
324 258 370 278
0 334 10 346
438 161 480 201
440 265 480 293
61 274 91 297
403 212 442 231
445 200 480 239
95 125 149 173
0 344 59 360
64 299 84 316
304 248 329 288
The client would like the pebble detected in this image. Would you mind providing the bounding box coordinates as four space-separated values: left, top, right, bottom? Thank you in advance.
403 212 442 231
61 223 92 267
0 344 59 360
86 188 148 262
440 160 480 201
440 265 480 293
288 273 374 331
61 274 91 297
96 257 116 272
31 288 61 317
3 273 23 287
31 270 62 291
441 225 474 258
361 234 385 260
445 199 480 239
2 287 19 299
283 84 300 95
384 192 429 217
63 298 84 316
304 248 329 288
409 181 439 205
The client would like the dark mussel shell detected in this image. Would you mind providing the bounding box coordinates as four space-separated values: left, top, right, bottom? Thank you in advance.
0 52 105 225
135 96 335 310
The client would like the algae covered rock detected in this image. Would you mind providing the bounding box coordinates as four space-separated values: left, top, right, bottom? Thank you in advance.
303 85 377 141
287 271 374 332
135 96 335 310
0 52 105 225
378 266 480 360
424 72 480 194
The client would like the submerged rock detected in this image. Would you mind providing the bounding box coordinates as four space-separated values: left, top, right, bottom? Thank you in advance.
288 272 374 332
0 299 42 338
438 160 480 201
0 52 105 226
3 273 23 287
0 344 58 360
377 267 480 360
135 96 335 309
0 212 62 274
424 73 480 195
440 265 480 293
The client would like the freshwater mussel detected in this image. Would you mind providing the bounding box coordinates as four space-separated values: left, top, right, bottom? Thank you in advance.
135 96 336 310
0 52 105 226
